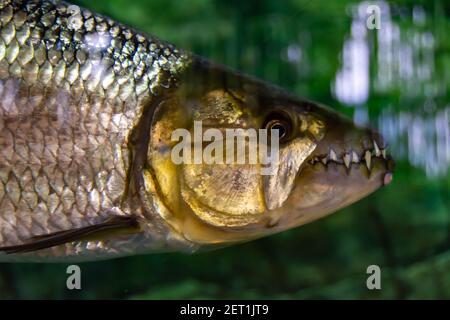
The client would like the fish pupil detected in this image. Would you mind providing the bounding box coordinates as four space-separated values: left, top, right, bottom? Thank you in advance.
271 123 286 138
263 110 294 142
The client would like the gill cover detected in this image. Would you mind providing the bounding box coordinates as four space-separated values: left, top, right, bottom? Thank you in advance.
143 61 327 243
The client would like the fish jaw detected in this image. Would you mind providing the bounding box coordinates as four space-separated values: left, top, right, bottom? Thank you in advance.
267 105 395 232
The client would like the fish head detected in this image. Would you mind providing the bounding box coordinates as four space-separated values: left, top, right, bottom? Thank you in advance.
144 59 394 246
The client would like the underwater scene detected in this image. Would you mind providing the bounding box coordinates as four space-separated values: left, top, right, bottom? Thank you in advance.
0 0 449 299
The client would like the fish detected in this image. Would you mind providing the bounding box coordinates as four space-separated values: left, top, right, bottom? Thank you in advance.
0 0 394 262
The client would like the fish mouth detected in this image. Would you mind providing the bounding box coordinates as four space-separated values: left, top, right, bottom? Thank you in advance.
305 134 395 186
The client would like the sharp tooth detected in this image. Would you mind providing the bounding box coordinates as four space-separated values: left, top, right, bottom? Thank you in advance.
352 151 359 163
321 157 328 165
365 150 372 170
382 149 387 159
373 140 381 157
343 153 351 169
329 149 337 161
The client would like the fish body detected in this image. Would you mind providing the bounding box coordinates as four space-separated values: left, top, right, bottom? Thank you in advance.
0 0 394 262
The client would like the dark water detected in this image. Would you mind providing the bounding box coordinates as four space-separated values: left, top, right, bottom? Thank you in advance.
0 0 448 299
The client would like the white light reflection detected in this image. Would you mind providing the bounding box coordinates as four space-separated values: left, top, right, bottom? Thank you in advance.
84 32 111 51
333 4 370 106
287 44 302 64
375 3 436 96
379 106 450 178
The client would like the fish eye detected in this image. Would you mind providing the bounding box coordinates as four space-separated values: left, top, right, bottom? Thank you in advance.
263 110 293 142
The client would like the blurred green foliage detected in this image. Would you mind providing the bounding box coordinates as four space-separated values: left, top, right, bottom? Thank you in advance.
0 0 449 299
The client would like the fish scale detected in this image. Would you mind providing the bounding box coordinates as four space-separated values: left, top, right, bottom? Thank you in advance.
0 0 190 260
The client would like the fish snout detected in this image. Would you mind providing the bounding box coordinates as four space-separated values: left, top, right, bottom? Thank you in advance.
306 116 395 186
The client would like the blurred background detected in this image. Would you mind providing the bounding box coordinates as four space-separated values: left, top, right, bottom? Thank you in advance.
0 0 449 299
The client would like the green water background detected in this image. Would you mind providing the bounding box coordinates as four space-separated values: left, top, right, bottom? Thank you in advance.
0 0 449 299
